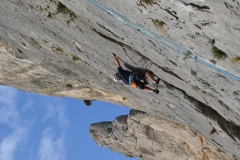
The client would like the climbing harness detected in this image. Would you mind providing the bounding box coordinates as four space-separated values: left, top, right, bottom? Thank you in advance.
86 0 240 83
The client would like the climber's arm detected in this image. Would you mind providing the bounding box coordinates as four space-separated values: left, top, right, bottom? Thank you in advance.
112 53 121 67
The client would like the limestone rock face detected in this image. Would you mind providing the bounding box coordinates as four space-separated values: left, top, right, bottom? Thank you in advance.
90 110 231 160
1 0 240 159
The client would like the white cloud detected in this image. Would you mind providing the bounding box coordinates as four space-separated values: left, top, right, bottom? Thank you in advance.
0 86 17 105
0 86 29 160
0 86 20 128
0 127 28 160
0 86 70 160
43 104 69 129
0 105 20 129
22 99 34 111
37 127 66 160
57 107 69 129
43 105 55 121
39 102 70 160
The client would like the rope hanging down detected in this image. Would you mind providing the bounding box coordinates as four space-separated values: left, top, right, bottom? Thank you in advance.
86 0 240 83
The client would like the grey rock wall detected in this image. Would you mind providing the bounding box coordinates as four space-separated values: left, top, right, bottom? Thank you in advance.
90 110 231 160
0 0 240 159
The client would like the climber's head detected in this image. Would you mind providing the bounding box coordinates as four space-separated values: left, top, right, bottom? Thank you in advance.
113 73 121 82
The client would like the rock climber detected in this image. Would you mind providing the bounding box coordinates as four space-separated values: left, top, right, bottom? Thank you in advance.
112 53 160 94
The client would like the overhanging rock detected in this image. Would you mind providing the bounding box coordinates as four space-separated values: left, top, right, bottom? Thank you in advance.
90 110 231 160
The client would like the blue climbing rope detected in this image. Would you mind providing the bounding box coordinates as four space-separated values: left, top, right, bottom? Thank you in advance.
86 0 240 82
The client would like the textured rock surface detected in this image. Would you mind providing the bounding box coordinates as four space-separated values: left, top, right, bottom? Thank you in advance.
91 110 231 160
0 0 240 159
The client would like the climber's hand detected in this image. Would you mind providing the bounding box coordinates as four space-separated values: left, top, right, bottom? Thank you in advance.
112 53 121 67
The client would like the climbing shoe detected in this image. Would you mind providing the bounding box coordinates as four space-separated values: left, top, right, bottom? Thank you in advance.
156 77 160 84
153 77 160 87
153 89 159 94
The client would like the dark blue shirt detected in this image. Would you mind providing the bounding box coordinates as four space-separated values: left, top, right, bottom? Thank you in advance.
117 67 132 85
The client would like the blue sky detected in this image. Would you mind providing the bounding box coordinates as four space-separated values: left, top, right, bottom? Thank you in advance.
0 85 138 160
